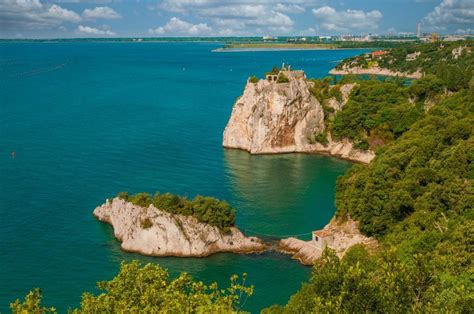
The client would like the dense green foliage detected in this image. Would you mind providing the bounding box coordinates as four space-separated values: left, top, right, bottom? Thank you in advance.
267 41 473 312
267 90 473 311
117 192 236 232
308 77 341 103
336 90 473 237
265 244 472 313
331 79 423 150
11 261 252 313
337 41 473 91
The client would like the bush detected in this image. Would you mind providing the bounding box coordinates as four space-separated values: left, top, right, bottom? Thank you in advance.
140 217 153 229
277 73 289 83
314 132 329 146
117 191 128 201
248 76 259 84
118 191 236 232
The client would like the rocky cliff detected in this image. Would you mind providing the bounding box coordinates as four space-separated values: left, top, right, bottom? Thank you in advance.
94 198 265 257
222 70 374 163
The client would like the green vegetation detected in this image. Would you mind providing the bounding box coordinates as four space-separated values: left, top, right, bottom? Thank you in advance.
248 76 259 83
266 41 473 311
11 261 252 313
140 217 153 229
117 192 236 232
277 72 289 83
308 131 329 146
336 90 473 237
308 77 341 103
267 66 279 75
337 40 473 90
331 79 423 150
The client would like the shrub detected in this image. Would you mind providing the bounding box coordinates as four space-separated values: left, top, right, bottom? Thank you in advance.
314 132 329 146
248 76 259 84
277 73 289 83
140 217 153 229
117 191 128 201
117 191 236 232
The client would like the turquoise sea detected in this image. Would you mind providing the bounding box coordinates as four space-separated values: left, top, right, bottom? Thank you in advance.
0 42 365 312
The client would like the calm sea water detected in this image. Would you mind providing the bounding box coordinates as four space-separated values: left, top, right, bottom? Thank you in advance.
0 42 363 312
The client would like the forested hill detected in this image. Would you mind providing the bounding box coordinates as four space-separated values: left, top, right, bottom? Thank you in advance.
336 40 473 88
265 42 473 313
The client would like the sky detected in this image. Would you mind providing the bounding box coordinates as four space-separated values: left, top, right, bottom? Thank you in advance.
0 0 473 39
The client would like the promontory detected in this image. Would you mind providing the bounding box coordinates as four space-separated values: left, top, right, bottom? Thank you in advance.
222 65 375 163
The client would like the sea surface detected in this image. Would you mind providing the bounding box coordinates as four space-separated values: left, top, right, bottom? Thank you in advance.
0 42 365 312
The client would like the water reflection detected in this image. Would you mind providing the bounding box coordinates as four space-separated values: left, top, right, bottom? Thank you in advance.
223 149 351 237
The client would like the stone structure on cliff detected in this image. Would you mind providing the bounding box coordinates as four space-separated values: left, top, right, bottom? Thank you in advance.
222 68 374 163
278 217 377 265
94 198 265 257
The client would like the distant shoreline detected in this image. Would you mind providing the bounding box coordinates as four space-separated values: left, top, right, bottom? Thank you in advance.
213 47 370 52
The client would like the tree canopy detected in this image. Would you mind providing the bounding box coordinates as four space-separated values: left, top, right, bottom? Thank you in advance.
11 261 253 313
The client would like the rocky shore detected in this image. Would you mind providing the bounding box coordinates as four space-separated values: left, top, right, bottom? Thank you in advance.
278 217 377 265
94 198 265 257
329 66 422 79
222 70 374 163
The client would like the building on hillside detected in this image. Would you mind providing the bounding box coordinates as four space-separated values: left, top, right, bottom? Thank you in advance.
406 51 421 61
312 229 334 250
371 50 388 58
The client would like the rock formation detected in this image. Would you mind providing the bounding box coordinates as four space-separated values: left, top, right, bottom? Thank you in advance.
278 217 377 265
94 198 265 257
222 70 374 163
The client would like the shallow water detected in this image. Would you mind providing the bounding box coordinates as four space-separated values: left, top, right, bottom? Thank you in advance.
0 42 363 312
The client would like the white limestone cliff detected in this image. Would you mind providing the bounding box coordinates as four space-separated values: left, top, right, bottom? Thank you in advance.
222 71 374 163
94 198 265 257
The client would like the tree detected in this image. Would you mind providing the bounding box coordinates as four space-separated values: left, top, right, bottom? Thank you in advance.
12 261 253 313
10 289 56 314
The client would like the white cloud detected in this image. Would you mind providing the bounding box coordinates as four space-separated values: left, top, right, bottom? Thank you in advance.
83 6 121 19
77 25 116 36
274 3 305 14
47 4 81 22
312 6 382 33
0 0 81 30
424 0 474 27
156 0 301 35
148 17 212 36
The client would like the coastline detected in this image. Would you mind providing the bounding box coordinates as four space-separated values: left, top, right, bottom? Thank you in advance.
223 146 373 164
213 47 369 52
329 67 422 79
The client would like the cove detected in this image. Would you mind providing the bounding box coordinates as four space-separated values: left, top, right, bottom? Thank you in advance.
0 42 360 312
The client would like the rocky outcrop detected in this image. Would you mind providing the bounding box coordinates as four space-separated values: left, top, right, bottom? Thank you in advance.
329 66 422 79
222 71 374 163
278 217 377 265
94 198 265 257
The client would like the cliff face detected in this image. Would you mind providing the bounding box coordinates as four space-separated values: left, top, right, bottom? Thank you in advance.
94 198 265 257
222 71 374 163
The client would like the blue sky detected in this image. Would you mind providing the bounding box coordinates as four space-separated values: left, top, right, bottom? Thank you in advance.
0 0 473 38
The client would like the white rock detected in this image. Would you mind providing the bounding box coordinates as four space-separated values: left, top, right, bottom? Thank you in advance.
223 71 374 163
94 198 265 257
